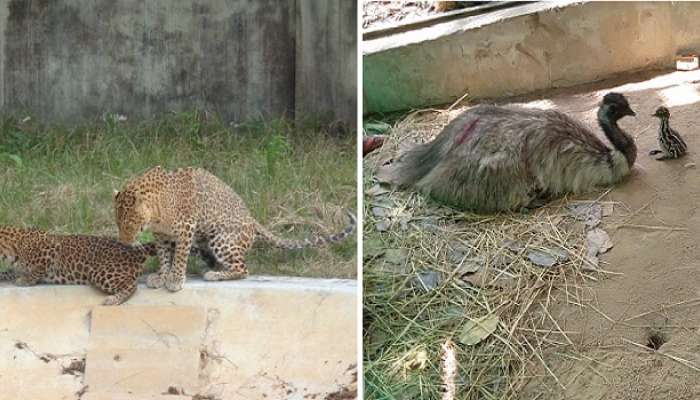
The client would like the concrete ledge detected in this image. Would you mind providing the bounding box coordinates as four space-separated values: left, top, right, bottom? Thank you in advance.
363 1 700 113
0 277 357 399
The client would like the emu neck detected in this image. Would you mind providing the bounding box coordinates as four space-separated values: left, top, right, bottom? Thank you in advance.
598 112 636 167
659 117 671 138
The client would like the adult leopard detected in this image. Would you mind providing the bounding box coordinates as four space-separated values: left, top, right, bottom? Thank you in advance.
114 166 355 292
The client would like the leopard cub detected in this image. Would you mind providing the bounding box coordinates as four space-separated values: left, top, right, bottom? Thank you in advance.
0 226 156 305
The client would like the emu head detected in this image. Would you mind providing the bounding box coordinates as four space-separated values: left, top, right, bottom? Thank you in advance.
652 106 670 119
600 93 636 121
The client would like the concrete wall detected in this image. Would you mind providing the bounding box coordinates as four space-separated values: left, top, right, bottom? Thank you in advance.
0 0 356 128
363 1 700 114
0 277 357 399
296 0 357 129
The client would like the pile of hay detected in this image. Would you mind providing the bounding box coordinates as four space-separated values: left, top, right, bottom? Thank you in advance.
363 110 615 399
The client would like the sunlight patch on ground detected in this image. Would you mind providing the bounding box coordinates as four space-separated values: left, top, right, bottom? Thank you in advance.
605 69 700 94
514 99 557 110
657 83 700 108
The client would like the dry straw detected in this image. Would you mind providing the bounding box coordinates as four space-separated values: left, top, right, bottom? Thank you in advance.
363 107 610 399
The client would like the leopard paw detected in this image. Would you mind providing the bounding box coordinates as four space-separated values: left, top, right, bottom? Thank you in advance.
102 295 121 306
203 270 222 281
164 273 186 292
203 270 248 281
14 277 36 286
146 273 164 289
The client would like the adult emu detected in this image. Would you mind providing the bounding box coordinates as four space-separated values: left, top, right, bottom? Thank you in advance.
378 93 637 212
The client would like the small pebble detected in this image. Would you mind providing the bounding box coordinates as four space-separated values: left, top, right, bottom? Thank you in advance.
684 162 696 168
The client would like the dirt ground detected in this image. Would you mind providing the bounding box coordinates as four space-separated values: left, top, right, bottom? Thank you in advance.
498 69 700 399
363 1 482 30
363 1 434 30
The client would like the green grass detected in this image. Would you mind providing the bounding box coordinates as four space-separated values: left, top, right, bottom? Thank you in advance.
0 112 357 278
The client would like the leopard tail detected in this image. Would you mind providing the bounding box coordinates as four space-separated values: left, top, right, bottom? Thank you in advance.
255 210 356 250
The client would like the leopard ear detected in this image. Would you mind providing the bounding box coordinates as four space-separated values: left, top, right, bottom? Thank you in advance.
113 190 120 199
145 165 164 175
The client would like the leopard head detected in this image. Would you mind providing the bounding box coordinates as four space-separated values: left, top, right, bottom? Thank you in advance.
114 166 166 244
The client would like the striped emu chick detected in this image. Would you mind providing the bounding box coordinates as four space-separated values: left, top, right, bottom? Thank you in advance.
650 106 687 160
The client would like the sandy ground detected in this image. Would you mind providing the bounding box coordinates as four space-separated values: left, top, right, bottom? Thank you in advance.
500 69 700 399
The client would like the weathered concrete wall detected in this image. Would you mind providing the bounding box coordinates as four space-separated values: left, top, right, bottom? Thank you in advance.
296 0 357 129
0 277 357 399
363 1 700 114
0 0 356 127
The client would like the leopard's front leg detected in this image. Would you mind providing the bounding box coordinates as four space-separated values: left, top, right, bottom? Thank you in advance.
165 222 196 292
146 233 175 289
102 285 137 306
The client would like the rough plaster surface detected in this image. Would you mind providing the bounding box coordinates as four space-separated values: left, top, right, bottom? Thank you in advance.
0 0 356 127
0 277 357 399
363 1 700 114
296 0 357 130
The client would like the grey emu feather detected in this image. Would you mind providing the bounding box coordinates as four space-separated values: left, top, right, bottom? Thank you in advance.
378 93 637 213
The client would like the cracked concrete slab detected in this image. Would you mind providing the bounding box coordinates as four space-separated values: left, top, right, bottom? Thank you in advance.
84 306 206 396
0 277 356 399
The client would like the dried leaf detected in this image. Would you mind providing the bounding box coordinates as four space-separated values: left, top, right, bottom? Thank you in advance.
418 217 442 233
414 271 441 291
384 248 408 265
502 239 524 253
456 256 484 274
363 238 385 259
527 247 569 268
371 198 395 209
459 315 500 346
375 220 391 232
366 184 390 197
586 228 613 258
371 207 388 218
462 270 488 287
568 202 602 227
448 248 467 265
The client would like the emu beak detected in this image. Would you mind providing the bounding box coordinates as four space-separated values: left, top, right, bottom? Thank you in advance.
627 109 636 117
